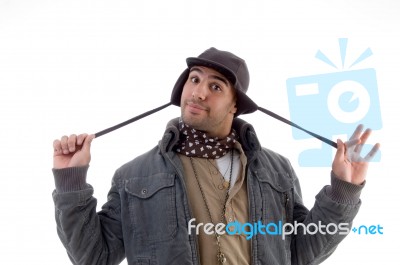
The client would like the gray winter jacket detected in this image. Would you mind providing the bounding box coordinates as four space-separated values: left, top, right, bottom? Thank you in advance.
52 118 363 265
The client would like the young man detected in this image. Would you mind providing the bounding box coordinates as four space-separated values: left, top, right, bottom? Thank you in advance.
52 47 379 264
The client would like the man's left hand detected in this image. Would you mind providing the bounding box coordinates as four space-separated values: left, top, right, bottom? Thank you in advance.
332 124 380 185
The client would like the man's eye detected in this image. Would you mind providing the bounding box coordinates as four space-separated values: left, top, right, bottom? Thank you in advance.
211 84 222 91
191 77 199 83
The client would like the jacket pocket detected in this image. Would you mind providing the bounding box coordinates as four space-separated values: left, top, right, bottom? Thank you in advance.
254 168 294 224
125 173 177 242
253 168 294 263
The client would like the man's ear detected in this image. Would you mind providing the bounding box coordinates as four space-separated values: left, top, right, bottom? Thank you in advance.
230 103 238 115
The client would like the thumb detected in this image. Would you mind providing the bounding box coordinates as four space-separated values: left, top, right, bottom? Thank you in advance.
332 139 347 178
334 139 346 162
82 134 95 152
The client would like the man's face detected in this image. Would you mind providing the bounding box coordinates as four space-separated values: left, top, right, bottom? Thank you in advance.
180 66 237 138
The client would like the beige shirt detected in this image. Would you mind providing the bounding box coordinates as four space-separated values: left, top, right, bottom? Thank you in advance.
179 142 250 265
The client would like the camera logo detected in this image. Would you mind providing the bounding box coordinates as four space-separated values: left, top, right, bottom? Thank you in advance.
286 38 382 166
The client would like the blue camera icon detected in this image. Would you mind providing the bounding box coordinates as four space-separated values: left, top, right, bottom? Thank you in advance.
286 68 382 166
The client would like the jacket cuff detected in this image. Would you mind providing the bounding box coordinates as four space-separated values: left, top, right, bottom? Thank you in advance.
326 171 365 205
52 166 89 193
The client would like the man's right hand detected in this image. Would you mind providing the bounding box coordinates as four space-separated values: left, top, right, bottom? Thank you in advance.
53 134 95 169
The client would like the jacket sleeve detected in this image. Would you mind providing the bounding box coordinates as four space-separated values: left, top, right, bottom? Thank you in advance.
290 167 364 265
52 166 126 265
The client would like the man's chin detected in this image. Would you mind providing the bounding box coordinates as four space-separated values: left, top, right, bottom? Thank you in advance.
181 116 206 131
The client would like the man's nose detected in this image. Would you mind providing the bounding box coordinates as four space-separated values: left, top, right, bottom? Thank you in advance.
192 81 208 101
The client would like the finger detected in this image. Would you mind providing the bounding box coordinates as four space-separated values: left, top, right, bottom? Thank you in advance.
345 138 361 161
354 128 372 154
68 134 78 152
359 128 372 144
353 143 363 156
345 138 360 149
349 124 364 141
60 135 69 154
364 143 380 162
53 139 62 154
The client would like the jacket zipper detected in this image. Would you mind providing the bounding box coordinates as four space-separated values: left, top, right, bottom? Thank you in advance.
283 192 290 226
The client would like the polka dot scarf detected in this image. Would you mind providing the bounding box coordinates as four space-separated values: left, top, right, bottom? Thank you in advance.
175 119 237 159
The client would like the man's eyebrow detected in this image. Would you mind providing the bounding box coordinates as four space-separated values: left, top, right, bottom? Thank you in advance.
190 67 229 86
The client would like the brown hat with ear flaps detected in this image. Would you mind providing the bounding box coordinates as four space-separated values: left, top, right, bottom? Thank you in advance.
170 47 258 116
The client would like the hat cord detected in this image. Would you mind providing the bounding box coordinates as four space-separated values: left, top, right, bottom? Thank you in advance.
94 102 172 138
94 102 337 149
257 106 337 148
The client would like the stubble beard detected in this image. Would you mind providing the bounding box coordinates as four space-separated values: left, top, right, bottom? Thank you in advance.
181 108 210 132
181 104 233 137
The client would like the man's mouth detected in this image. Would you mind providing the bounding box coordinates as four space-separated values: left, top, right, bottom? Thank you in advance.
186 102 208 113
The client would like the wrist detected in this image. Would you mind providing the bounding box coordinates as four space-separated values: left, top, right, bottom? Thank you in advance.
52 165 89 193
327 171 365 204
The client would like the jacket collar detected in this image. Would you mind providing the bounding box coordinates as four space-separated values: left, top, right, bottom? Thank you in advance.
160 117 261 154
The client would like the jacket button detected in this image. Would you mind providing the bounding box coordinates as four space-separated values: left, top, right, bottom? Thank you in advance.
141 189 147 195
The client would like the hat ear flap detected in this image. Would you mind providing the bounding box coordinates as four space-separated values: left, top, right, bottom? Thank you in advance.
171 68 190 106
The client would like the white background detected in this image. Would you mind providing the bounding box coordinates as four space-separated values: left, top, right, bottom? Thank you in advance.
0 0 398 264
